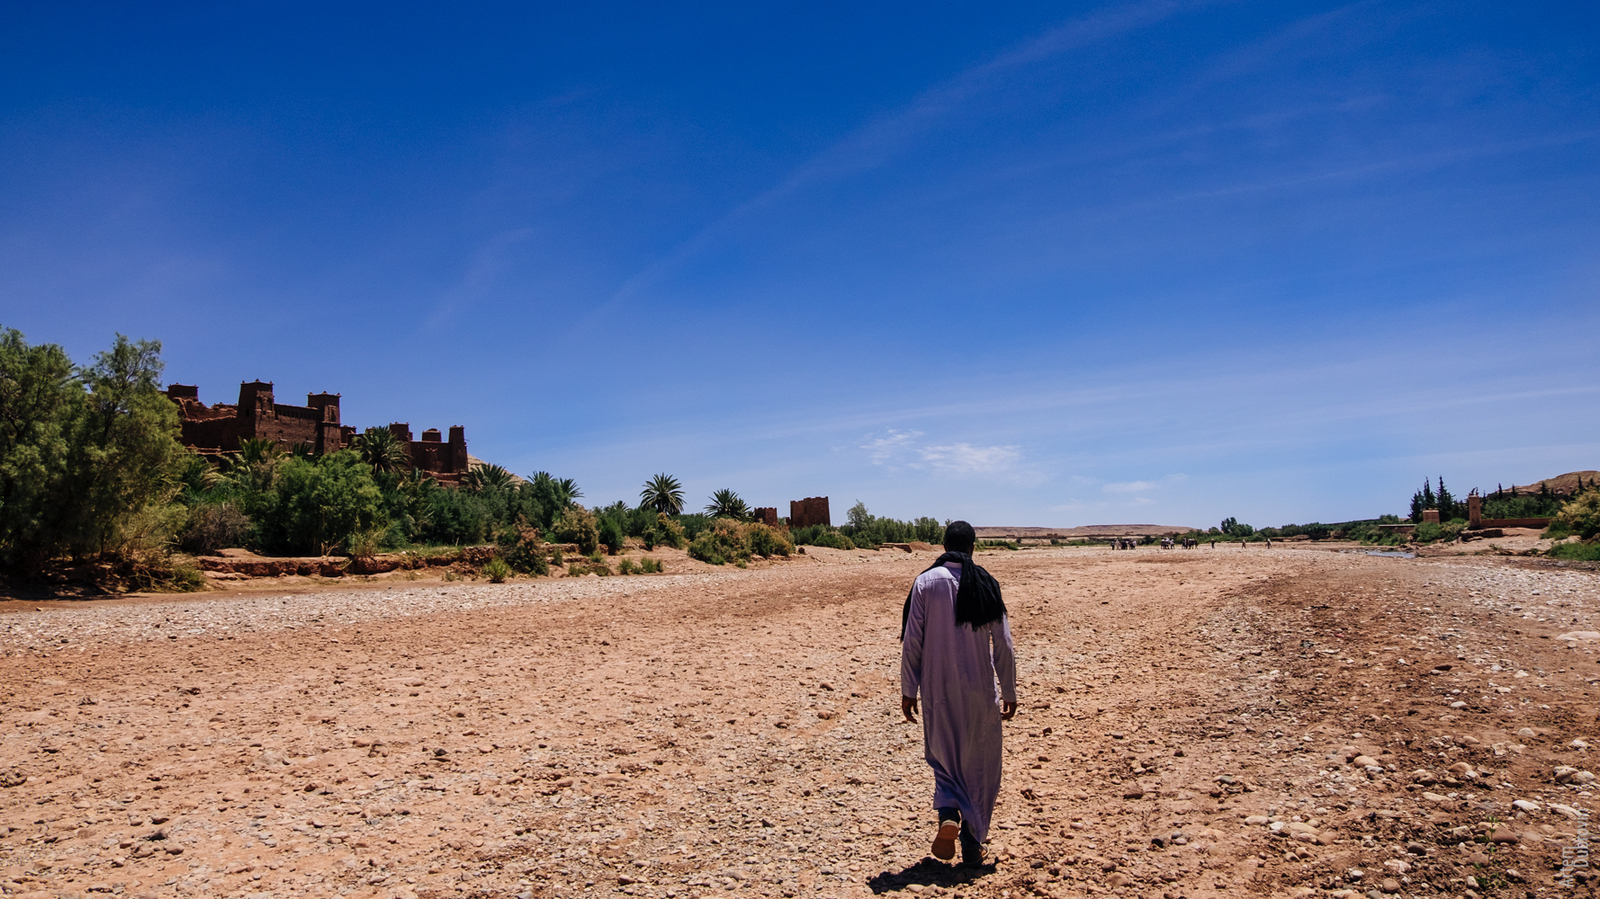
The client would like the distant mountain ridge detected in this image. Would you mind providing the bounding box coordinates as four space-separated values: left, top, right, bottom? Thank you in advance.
975 524 1198 538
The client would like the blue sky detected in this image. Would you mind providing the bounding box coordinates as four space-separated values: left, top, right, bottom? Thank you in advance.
3 1 1597 528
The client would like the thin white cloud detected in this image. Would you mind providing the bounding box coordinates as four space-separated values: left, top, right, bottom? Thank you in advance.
1103 480 1157 493
919 442 1023 475
862 430 1022 477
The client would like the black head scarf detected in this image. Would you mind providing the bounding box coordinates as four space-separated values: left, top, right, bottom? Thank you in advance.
900 551 1007 639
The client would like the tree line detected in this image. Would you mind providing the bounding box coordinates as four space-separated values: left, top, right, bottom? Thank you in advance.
0 328 952 584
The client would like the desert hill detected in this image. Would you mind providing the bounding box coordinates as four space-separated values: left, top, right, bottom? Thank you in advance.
1508 470 1599 496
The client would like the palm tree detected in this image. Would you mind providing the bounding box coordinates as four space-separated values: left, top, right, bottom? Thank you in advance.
173 452 220 499
465 463 516 493
231 437 285 467
705 488 750 520
223 437 285 494
640 473 685 515
351 427 410 474
554 477 583 506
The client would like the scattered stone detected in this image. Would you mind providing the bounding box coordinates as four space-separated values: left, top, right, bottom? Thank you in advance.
1512 799 1541 812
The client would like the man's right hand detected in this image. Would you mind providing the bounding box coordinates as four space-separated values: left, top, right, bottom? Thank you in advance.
901 695 918 723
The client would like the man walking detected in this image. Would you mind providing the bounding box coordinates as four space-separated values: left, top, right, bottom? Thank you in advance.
900 521 1017 867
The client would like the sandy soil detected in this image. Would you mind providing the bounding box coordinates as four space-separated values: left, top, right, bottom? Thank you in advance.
4 546 1600 899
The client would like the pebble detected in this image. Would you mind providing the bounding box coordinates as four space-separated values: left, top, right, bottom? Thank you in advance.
1512 799 1542 812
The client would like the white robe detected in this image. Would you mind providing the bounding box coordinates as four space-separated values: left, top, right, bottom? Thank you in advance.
900 562 1016 842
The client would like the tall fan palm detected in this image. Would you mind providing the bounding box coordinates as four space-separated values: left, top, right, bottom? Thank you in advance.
465 463 516 493
231 437 285 467
351 427 410 474
554 477 583 506
224 437 285 494
705 488 750 520
640 473 685 515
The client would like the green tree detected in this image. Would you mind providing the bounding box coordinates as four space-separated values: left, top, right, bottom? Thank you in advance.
351 427 409 474
705 488 750 520
255 451 385 555
0 328 78 571
464 462 516 493
1437 477 1457 520
847 500 873 529
65 335 185 559
640 473 685 515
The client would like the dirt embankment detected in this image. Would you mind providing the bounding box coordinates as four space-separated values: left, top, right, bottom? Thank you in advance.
3 546 1599 899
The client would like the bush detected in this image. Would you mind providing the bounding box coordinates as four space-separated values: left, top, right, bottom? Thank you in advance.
746 523 793 558
483 557 511 583
1413 522 1441 543
568 558 611 576
345 525 387 560
639 556 662 573
617 559 637 575
552 506 600 555
676 513 712 541
598 516 624 555
180 502 252 554
792 524 854 550
255 452 386 555
497 521 548 576
646 512 686 549
1549 540 1600 561
689 518 751 565
1555 492 1600 540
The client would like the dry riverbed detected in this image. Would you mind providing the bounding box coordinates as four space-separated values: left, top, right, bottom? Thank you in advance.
4 546 1600 899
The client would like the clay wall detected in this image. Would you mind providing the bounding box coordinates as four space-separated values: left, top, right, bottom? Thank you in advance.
789 496 831 529
751 507 779 527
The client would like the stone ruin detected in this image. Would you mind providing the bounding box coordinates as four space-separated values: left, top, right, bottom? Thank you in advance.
750 507 779 527
788 496 831 529
165 382 468 482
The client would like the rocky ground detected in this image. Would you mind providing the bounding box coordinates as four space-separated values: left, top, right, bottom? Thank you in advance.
3 545 1600 899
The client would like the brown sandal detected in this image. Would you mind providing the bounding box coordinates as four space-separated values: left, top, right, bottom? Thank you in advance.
932 819 960 860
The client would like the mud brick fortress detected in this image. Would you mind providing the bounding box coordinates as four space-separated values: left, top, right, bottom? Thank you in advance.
788 496 830 528
166 382 469 482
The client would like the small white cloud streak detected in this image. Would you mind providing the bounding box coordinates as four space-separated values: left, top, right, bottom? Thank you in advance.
862 429 1022 477
1102 480 1157 493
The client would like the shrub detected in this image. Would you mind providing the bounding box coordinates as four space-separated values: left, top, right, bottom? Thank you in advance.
1555 492 1600 540
1413 522 1442 543
617 559 637 575
553 507 601 556
568 558 611 576
483 557 511 583
180 502 252 554
646 512 686 549
256 452 386 555
497 521 548 576
686 518 793 564
598 514 624 555
1549 540 1600 561
676 513 711 541
345 525 387 560
747 523 793 558
792 524 854 550
639 557 662 573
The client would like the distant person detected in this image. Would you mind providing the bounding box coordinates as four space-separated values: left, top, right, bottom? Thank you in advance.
1266 538 1272 549
900 520 1017 868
